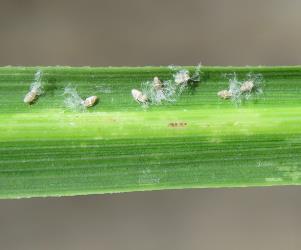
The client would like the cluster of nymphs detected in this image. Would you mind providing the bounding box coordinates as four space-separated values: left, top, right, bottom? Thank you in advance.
131 64 201 106
217 73 263 103
24 69 98 110
24 67 263 110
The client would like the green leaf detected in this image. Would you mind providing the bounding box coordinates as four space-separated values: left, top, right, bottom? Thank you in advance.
1 66 301 198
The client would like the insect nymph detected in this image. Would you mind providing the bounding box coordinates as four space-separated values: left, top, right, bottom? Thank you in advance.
24 86 39 104
24 70 43 104
217 89 232 99
63 85 99 111
153 76 163 90
174 70 191 85
131 89 148 104
82 96 98 107
240 80 254 93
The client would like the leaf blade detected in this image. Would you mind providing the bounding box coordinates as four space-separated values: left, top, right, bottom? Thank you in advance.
0 66 301 198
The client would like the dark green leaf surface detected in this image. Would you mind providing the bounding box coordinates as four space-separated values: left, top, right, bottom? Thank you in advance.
0 66 301 198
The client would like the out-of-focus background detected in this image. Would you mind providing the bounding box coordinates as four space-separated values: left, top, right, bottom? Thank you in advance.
0 0 301 249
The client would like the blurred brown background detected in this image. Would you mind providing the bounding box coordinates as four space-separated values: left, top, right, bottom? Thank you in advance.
1 0 301 249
